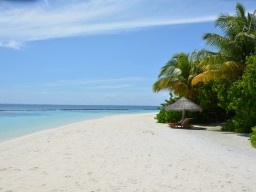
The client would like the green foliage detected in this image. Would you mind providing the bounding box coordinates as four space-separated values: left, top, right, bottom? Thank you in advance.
222 120 235 132
155 93 182 123
192 3 256 86
203 3 256 63
212 80 233 111
194 81 228 123
155 93 203 124
156 108 204 124
153 52 202 100
223 53 256 133
249 127 256 148
155 109 181 123
154 3 256 141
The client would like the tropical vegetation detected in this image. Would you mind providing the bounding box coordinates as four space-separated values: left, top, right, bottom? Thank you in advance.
250 127 256 148
153 3 256 147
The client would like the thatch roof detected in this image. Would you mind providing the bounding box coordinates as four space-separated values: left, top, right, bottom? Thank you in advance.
164 97 202 112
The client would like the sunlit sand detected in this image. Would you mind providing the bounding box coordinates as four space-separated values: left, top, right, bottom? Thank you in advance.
0 113 255 192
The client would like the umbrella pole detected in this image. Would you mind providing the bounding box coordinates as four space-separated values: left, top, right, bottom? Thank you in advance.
182 110 185 120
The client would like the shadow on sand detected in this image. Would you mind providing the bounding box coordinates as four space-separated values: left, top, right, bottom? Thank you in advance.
169 126 206 130
169 123 250 138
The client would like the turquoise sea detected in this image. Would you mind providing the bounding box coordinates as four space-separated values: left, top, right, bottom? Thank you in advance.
0 104 158 142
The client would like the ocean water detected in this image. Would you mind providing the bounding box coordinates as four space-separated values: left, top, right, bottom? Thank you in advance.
0 104 158 142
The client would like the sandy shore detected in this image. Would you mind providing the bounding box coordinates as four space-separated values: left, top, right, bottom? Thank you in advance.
0 113 256 192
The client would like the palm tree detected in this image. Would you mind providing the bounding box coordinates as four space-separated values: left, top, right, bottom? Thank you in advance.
153 52 201 100
192 3 256 86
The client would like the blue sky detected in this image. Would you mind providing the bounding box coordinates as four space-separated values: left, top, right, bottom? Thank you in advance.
0 0 255 105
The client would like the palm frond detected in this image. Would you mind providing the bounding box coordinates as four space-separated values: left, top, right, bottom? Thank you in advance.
191 70 219 86
196 51 225 72
219 61 245 79
203 33 229 49
158 59 177 78
153 77 172 92
172 81 188 96
216 15 239 37
236 3 246 23
153 52 199 98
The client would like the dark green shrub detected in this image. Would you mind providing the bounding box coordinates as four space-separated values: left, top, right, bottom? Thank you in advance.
224 53 256 133
222 114 255 133
249 127 256 148
155 93 182 123
155 109 181 123
222 120 235 132
154 93 201 123
194 80 228 123
155 107 203 124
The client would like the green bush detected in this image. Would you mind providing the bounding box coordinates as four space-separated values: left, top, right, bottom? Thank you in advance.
155 109 181 123
154 93 202 123
222 114 256 133
194 80 229 123
155 109 203 124
222 120 235 132
224 53 256 133
155 93 182 123
249 127 256 148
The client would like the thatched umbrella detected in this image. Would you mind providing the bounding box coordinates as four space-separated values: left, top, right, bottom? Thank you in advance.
164 97 202 120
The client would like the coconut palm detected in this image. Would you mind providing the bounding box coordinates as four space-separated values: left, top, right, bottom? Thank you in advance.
192 3 256 86
153 52 201 100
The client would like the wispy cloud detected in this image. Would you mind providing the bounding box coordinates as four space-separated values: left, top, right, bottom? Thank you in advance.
92 84 133 90
0 40 24 49
0 0 255 49
42 77 145 88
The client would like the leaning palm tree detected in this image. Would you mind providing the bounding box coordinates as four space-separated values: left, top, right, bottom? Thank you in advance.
192 3 256 86
153 52 201 100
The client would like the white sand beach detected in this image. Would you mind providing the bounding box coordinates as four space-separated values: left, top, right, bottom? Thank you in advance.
0 113 256 192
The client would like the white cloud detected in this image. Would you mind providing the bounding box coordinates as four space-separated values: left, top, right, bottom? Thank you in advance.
0 0 255 49
0 40 24 49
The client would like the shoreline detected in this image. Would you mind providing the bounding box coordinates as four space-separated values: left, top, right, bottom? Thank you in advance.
0 111 157 144
0 113 256 191
0 112 157 145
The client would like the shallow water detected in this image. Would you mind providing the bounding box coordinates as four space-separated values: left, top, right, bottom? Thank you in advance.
0 104 158 141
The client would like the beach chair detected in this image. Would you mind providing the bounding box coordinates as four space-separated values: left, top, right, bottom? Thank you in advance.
168 118 193 129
